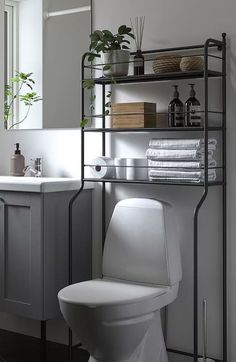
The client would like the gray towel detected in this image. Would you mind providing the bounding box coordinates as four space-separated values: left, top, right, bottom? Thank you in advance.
149 138 217 150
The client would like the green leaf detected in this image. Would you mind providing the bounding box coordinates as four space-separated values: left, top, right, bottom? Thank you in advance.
126 26 132 33
105 109 110 116
5 89 13 96
80 118 89 127
88 53 96 62
103 64 111 71
103 30 113 38
83 79 95 90
26 83 33 90
89 41 97 51
33 98 42 102
122 45 129 49
116 35 124 43
105 101 112 108
122 39 130 44
96 43 105 53
111 77 117 85
118 25 128 35
90 32 100 41
90 94 96 102
127 33 135 39
19 72 29 80
10 76 21 83
94 30 104 40
106 91 112 98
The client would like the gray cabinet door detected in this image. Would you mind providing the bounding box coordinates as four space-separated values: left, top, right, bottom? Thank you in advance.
0 189 92 321
0 192 43 319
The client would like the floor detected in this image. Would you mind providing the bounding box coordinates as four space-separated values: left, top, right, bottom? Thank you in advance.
0 329 194 362
0 329 89 362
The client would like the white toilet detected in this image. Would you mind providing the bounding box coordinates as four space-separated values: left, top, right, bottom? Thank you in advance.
58 198 182 362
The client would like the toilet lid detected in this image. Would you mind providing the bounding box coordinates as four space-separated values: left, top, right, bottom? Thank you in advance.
58 278 169 307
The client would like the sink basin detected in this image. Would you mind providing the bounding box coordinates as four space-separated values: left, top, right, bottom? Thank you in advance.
0 176 92 193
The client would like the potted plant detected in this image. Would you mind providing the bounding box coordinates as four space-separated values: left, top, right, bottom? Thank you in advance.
88 25 134 77
81 25 134 127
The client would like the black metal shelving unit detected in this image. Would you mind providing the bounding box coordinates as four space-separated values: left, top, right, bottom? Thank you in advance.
68 33 227 362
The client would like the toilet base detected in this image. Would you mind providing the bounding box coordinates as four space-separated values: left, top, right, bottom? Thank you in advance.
88 310 168 362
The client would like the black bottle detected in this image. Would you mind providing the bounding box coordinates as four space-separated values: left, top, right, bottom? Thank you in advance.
168 85 184 127
134 50 145 75
185 84 201 127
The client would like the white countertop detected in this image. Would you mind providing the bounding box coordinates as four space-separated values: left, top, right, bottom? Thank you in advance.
0 176 93 193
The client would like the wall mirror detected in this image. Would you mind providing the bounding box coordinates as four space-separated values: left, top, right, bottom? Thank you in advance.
4 0 92 130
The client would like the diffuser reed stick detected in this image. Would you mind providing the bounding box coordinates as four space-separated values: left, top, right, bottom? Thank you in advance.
130 16 145 51
130 16 146 75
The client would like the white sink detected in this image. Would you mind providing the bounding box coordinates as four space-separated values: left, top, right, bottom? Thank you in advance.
0 176 92 193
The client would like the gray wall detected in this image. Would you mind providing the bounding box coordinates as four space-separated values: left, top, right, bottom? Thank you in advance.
0 0 235 361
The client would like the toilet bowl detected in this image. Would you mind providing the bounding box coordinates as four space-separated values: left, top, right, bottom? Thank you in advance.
58 198 182 362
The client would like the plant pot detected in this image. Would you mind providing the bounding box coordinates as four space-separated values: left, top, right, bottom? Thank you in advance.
101 50 130 77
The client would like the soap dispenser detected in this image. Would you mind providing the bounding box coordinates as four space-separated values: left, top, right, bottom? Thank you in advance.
10 143 25 176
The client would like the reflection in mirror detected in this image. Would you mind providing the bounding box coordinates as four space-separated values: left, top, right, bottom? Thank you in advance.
4 0 91 130
4 0 43 130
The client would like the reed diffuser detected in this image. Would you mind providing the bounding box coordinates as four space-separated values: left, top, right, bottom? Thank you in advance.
130 16 145 75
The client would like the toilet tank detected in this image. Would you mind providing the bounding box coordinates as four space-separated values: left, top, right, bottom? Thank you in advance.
103 198 182 286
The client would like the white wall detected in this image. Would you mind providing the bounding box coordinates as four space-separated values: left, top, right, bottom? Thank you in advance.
0 1 235 361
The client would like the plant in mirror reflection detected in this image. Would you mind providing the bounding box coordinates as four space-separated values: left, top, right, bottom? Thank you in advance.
4 71 42 130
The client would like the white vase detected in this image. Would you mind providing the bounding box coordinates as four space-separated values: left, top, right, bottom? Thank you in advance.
101 50 130 77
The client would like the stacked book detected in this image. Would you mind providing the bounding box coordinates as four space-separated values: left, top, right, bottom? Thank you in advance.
145 138 217 183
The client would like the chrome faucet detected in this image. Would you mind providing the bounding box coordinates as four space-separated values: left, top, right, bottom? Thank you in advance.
24 158 43 177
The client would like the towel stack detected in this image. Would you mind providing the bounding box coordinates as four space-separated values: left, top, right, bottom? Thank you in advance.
145 138 217 183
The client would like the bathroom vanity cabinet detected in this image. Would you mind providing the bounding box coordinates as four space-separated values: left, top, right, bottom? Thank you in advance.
0 178 92 321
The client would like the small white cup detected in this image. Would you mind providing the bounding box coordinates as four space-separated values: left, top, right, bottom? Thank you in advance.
114 158 126 179
126 159 148 180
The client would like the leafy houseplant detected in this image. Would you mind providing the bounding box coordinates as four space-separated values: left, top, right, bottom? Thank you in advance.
88 25 134 77
81 25 134 127
4 71 42 130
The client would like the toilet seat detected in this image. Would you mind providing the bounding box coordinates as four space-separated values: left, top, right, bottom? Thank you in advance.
58 278 168 306
58 278 178 320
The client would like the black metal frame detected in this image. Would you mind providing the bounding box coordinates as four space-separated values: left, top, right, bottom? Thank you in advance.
66 33 227 362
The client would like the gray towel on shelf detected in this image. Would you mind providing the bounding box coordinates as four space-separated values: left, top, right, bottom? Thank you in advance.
146 148 214 161
148 159 217 169
148 168 217 182
149 138 217 150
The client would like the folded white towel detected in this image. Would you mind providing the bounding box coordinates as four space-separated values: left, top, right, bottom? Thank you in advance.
146 148 214 161
148 159 217 169
149 176 216 183
149 138 217 150
149 169 216 182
